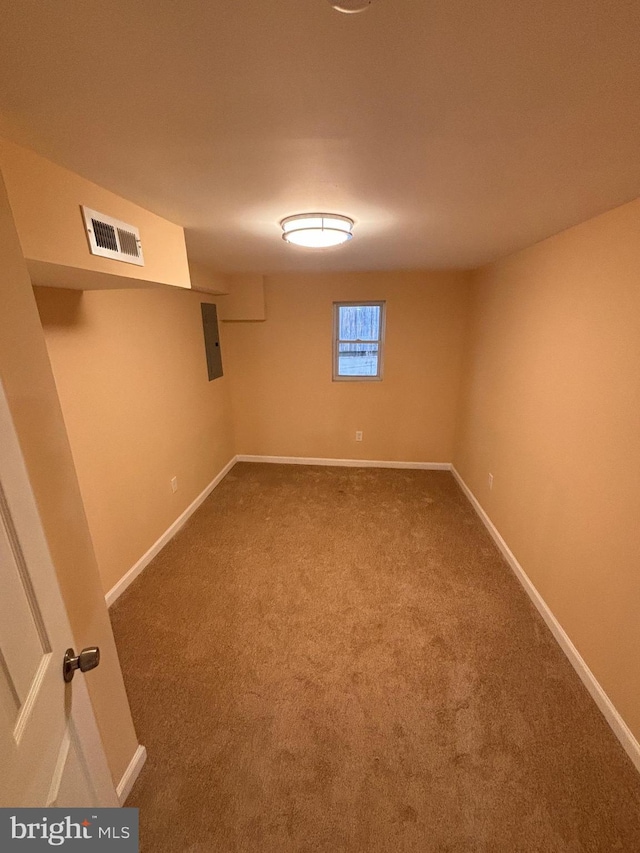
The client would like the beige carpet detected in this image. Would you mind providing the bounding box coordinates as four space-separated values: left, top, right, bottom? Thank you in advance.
110 464 640 851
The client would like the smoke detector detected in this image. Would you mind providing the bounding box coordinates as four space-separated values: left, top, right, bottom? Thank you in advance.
328 0 375 13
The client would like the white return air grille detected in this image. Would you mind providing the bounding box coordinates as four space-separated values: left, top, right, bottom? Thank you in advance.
81 206 144 266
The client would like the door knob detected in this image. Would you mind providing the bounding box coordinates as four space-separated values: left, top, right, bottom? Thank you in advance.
63 646 100 683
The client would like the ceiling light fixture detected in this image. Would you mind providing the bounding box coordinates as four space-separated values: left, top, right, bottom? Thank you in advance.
328 0 375 13
281 213 354 248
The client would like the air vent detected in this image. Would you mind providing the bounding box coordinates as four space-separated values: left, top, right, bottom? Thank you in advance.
81 206 144 266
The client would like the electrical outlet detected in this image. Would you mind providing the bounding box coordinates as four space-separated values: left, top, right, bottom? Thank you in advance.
355 431 363 442
488 473 494 491
171 476 178 493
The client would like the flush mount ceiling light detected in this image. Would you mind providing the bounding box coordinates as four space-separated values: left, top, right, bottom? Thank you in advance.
281 213 354 248
328 0 375 12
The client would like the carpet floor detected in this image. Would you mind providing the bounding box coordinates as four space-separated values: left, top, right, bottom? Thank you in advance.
110 463 640 852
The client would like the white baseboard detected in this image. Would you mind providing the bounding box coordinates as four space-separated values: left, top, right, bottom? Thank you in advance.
451 466 640 775
116 744 147 805
105 453 639 776
236 454 452 470
105 456 238 607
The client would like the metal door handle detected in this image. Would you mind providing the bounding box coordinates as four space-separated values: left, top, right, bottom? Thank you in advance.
63 646 100 682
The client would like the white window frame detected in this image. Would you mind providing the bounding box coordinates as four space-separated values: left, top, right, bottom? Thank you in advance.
332 301 386 382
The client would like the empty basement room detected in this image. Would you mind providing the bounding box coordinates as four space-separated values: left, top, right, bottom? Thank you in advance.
1 2 640 852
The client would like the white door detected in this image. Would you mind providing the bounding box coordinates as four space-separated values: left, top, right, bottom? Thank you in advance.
0 377 118 808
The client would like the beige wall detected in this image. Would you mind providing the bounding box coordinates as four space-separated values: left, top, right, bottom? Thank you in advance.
454 197 640 742
35 287 236 595
188 261 229 295
225 271 470 461
0 171 139 784
189 265 267 321
218 275 266 321
0 138 191 290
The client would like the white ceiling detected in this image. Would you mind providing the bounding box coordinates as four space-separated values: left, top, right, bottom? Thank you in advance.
1 0 639 274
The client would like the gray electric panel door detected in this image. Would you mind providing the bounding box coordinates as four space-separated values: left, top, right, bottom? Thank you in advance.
201 303 223 380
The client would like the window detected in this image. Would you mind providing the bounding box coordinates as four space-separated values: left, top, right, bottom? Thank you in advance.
333 301 385 381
